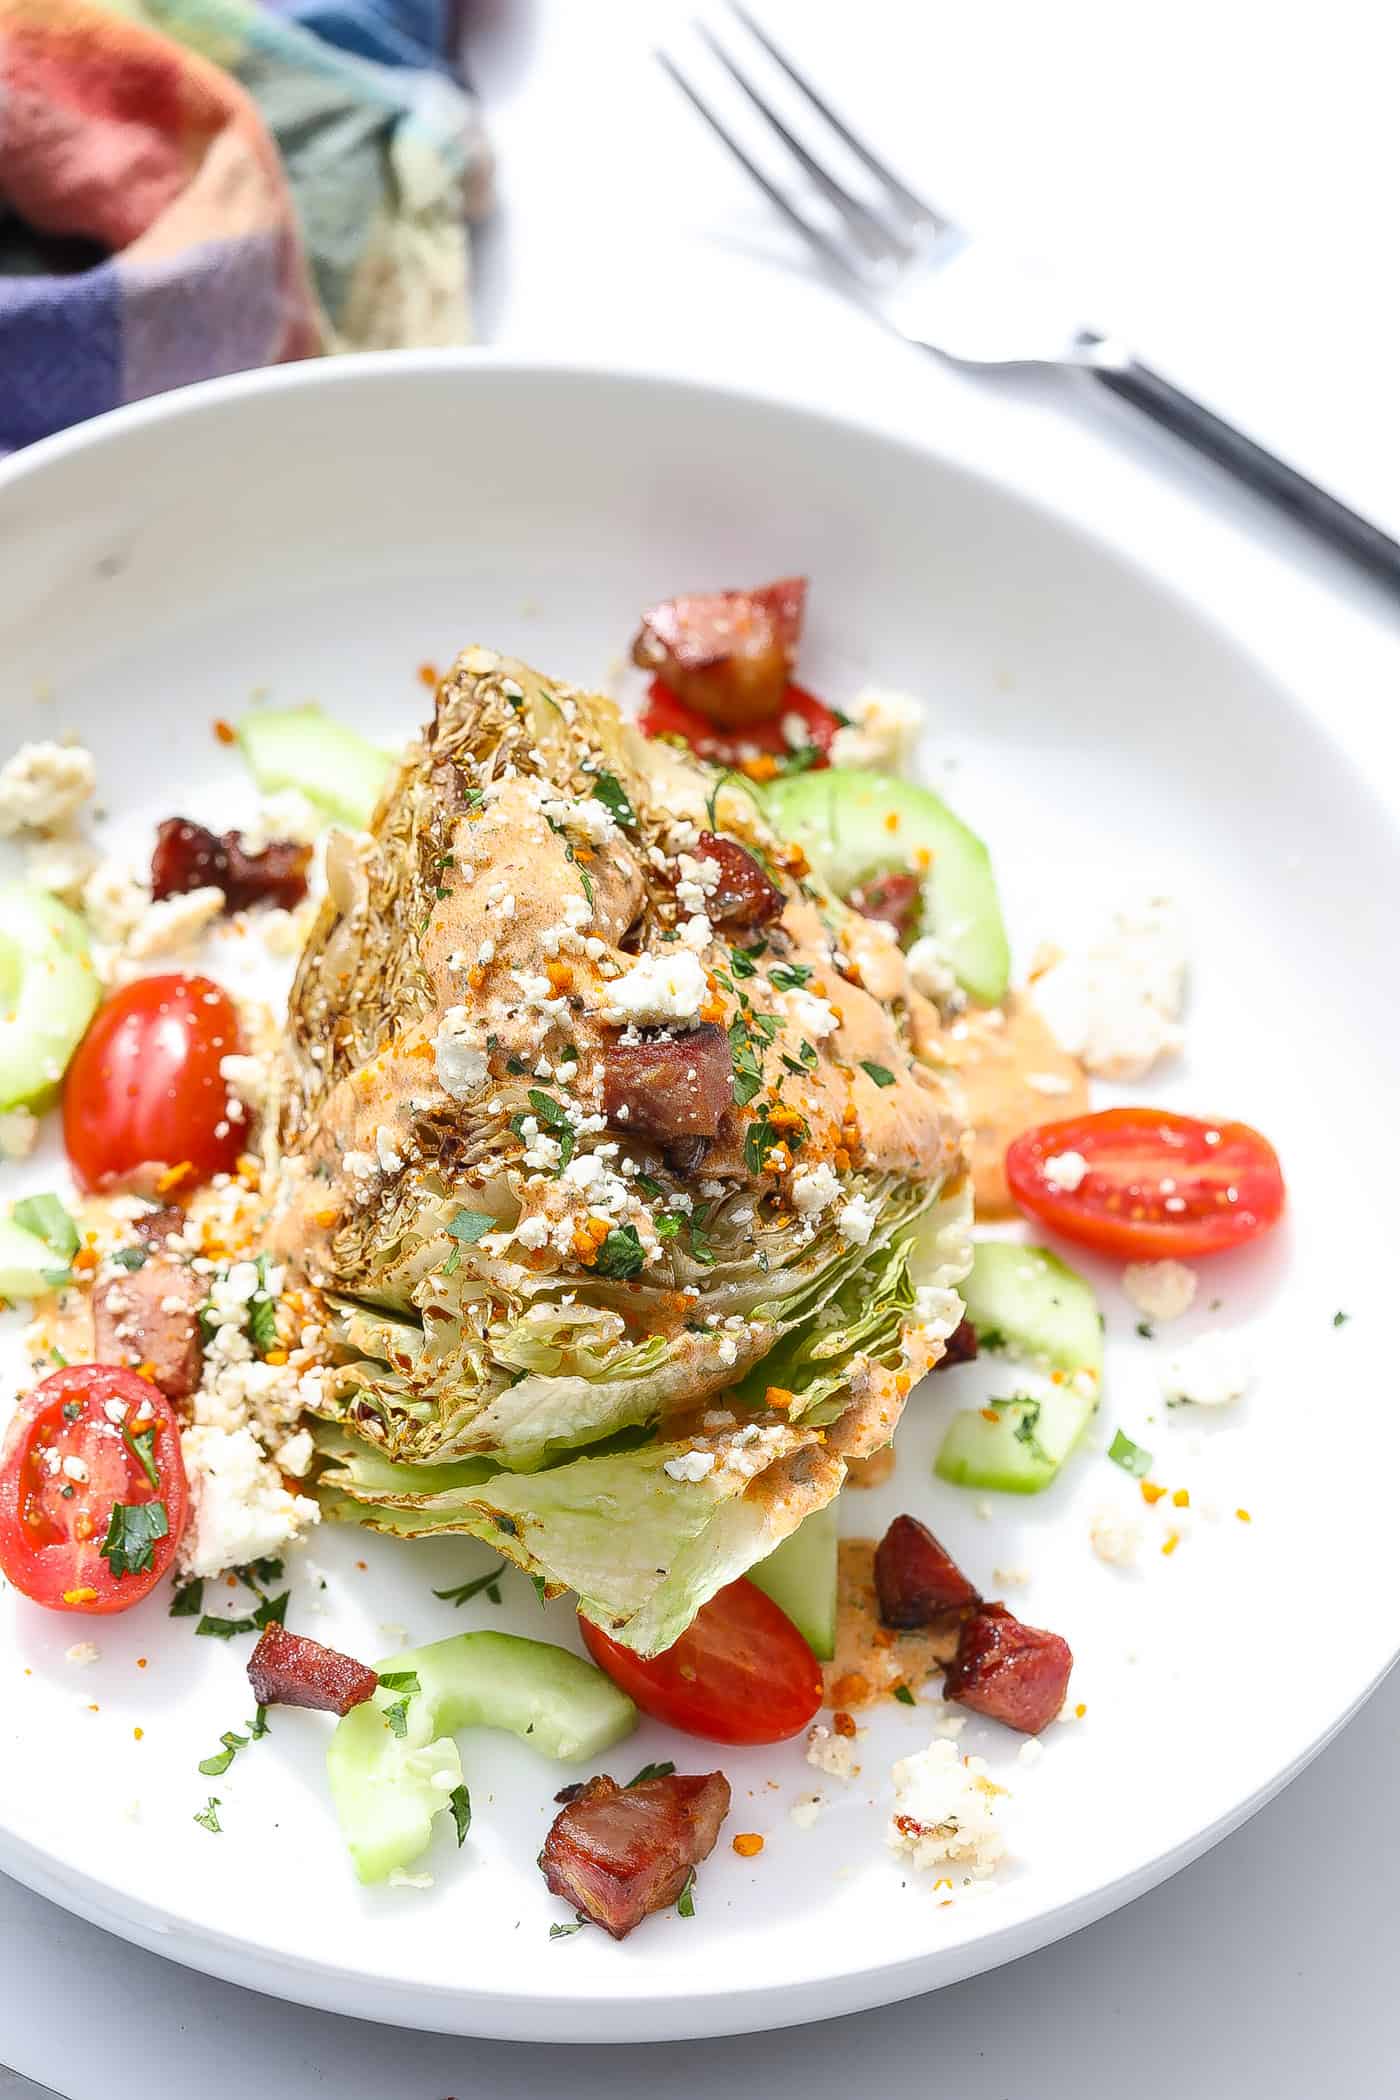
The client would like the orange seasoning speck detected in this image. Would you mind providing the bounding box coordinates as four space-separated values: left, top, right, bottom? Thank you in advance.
912 845 932 871
732 1833 764 1858
1074 1702 1087 1719
63 1587 98 1605
356 1559 368 1572
264 1348 289 1367
883 810 900 833
764 1386 796 1412
133 1726 144 1740
1171 1487 1190 1508
832 1710 858 1738
1161 1531 1181 1557
1235 1507 1252 1523
136 1657 148 1670
417 662 439 689
831 1672 868 1708
546 960 572 992
213 718 237 745
1140 1480 1168 1506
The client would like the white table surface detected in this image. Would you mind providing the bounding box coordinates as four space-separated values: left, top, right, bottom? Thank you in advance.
4 1 1398 2090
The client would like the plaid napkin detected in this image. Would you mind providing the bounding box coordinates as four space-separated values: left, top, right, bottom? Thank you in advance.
0 0 492 453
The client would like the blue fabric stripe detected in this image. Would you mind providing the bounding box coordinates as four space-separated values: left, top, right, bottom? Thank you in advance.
0 264 123 452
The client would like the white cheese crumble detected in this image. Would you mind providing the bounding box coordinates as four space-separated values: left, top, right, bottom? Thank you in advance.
219 1052 270 1116
886 1740 1007 1878
663 1450 717 1483
178 1425 319 1578
1030 897 1186 1080
434 1007 490 1099
806 1723 860 1779
789 1793 824 1829
123 885 225 962
837 1193 880 1247
791 1162 841 1216
1122 1259 1197 1324
1161 1332 1253 1408
514 1214 550 1251
783 987 840 1041
0 740 95 833
25 830 98 901
0 1109 39 1160
1041 1149 1089 1192
600 948 708 1027
905 933 958 1007
828 687 922 774
1089 1508 1140 1567
65 1641 100 1666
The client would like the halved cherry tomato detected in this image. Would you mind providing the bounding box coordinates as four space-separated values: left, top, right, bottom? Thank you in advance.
63 973 244 1193
0 1365 188 1613
579 1577 823 1744
639 679 841 771
1005 1108 1285 1260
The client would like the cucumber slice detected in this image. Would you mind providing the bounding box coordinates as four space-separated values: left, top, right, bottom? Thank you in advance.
935 1242 1102 1495
750 1501 838 1659
327 1630 637 1884
961 1242 1104 1378
0 1218 66 1300
238 707 393 830
765 767 1010 1002
0 884 100 1111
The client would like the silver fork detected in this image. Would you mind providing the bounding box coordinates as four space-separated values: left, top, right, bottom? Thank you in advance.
660 3 1400 597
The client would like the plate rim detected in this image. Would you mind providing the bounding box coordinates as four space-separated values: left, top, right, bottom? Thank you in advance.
3 348 1398 2039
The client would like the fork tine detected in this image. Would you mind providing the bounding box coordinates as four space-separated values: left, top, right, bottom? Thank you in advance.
656 52 870 292
693 24 909 263
725 0 946 233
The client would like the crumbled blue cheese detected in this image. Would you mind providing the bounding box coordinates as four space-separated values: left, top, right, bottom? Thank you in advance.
65 1641 100 1666
1031 897 1186 1080
1042 1149 1089 1192
828 687 923 774
600 948 708 1026
1161 1332 1253 1408
837 1192 880 1246
791 1162 841 1215
905 933 959 1008
782 987 839 1041
0 740 95 833
806 1723 860 1779
1122 1259 1197 1323
1089 1507 1140 1566
663 1449 717 1483
0 1109 38 1161
886 1740 1007 1877
178 1424 319 1578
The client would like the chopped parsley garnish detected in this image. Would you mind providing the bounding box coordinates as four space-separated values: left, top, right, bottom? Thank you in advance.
987 1396 1050 1464
170 1578 204 1618
892 1683 916 1707
1107 1428 1153 1478
729 948 758 980
447 1209 496 1245
193 1797 222 1834
13 1193 80 1264
121 1421 160 1493
247 1254 279 1358
239 1556 285 1589
591 770 638 831
377 1671 421 1696
198 1729 250 1778
729 1018 766 1108
626 1760 676 1787
688 1215 717 1267
655 1213 682 1241
434 1563 505 1608
109 1245 149 1272
100 1499 168 1580
249 1705 270 1740
1333 1309 1350 1328
550 1916 587 1939
676 1870 696 1918
529 1573 549 1607
382 1698 411 1738
449 1784 472 1845
771 742 822 778
511 1090 576 1174
859 1060 896 1089
1135 1320 1154 1340
744 1113 780 1176
769 961 812 992
633 1172 665 1199
593 1224 645 1280
195 1588 288 1640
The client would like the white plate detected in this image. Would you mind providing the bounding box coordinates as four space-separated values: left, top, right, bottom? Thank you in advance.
0 354 1396 2043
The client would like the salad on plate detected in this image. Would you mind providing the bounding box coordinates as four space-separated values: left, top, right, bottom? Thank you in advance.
0 576 1285 1939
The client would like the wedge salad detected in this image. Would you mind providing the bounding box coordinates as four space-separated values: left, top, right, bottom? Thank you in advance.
0 575 1286 1937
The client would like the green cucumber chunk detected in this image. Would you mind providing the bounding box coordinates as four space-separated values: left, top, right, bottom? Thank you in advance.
961 1241 1104 1378
750 1501 838 1659
935 1242 1102 1495
327 1630 637 1885
764 767 1010 1002
0 884 100 1111
237 707 392 830
0 1217 67 1300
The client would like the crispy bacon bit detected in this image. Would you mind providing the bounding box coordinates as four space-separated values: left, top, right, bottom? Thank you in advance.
540 1770 731 1940
696 832 783 928
151 817 311 912
132 1204 186 1248
92 1256 203 1402
247 1622 379 1717
933 1316 979 1371
631 577 806 727
601 1023 731 1142
848 871 921 942
943 1603 1072 1735
874 1514 980 1629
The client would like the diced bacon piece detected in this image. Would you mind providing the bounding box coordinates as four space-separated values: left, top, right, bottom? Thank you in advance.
92 1256 203 1402
631 577 807 726
540 1770 731 1939
848 871 921 941
133 1204 186 1248
696 832 783 929
247 1622 379 1716
943 1603 1072 1735
151 817 311 912
601 1022 731 1141
933 1316 978 1371
874 1514 980 1629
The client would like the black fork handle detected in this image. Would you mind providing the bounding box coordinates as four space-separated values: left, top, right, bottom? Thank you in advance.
1092 358 1400 598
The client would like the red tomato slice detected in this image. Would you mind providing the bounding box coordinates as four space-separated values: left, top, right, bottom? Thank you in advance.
1005 1108 1285 1260
63 973 244 1194
639 679 840 770
579 1577 823 1744
0 1365 188 1614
